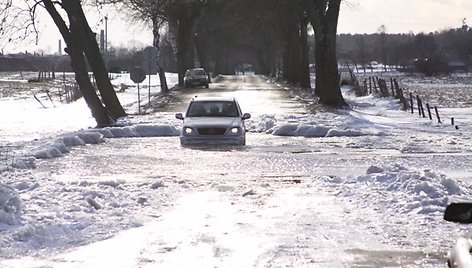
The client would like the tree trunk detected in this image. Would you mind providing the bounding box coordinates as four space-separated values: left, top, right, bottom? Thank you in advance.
194 34 209 71
281 4 310 88
314 30 346 106
299 15 311 89
43 0 112 126
307 0 347 107
66 45 112 127
151 15 169 95
282 8 300 84
63 0 126 120
174 11 197 86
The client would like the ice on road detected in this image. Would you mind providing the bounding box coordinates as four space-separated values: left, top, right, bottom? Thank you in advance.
4 184 424 268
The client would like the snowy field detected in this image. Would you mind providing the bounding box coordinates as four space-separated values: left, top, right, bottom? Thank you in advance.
1 71 472 267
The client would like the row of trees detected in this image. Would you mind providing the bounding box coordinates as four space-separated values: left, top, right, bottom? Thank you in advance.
119 0 346 106
1 0 347 126
337 23 472 75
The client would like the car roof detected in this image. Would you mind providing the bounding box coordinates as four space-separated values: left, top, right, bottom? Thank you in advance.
191 96 236 102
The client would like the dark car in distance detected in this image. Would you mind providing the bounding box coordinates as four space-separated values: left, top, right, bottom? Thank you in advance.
184 68 209 88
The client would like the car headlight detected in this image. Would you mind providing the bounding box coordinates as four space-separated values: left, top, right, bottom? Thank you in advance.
184 127 194 135
230 127 241 135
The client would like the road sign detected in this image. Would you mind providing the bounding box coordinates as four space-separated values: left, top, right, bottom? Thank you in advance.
130 66 146 83
142 46 158 75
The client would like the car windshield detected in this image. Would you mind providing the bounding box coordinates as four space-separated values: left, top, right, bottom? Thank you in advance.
185 69 206 76
187 101 239 117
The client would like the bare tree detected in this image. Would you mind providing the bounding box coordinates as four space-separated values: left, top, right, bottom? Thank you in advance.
112 0 169 93
306 0 347 107
0 1 39 50
1 0 126 126
42 0 112 126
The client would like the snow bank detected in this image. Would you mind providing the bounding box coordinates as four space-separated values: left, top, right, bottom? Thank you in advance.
32 132 105 159
0 184 22 226
31 124 179 160
89 124 179 138
0 170 175 259
314 164 469 217
246 114 378 138
1 156 36 171
270 123 364 137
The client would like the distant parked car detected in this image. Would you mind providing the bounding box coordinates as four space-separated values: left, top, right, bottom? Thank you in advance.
184 68 209 88
444 203 472 268
175 96 251 146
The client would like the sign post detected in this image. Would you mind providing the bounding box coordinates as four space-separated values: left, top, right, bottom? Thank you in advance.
130 66 146 114
142 46 158 103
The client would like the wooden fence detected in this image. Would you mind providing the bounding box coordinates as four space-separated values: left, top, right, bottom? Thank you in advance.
348 69 459 129
350 72 409 110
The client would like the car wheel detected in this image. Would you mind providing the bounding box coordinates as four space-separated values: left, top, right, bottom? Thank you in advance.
205 83 209 88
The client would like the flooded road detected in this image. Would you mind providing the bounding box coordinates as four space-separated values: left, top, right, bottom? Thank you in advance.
6 74 471 267
161 75 308 115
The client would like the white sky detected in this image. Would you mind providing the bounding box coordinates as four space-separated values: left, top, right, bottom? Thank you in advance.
339 0 472 34
2 0 472 54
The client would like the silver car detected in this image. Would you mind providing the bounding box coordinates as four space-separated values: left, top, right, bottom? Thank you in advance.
175 97 251 146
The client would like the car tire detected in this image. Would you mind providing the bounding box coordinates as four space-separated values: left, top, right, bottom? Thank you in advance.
205 83 209 88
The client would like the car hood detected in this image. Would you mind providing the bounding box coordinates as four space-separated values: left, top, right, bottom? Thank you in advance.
183 117 242 127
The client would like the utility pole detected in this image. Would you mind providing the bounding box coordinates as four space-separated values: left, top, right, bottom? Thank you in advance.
105 16 108 55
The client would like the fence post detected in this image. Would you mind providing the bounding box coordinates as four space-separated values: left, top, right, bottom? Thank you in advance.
426 103 432 120
394 79 400 98
416 95 421 116
390 78 395 96
378 78 383 96
368 77 372 94
399 88 407 110
434 106 441 123
373 77 378 94
410 93 414 114
385 79 390 97
384 79 389 97
417 95 425 117
380 79 388 97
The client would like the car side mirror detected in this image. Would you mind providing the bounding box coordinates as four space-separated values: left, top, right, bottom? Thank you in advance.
242 113 251 120
175 113 184 120
444 203 472 223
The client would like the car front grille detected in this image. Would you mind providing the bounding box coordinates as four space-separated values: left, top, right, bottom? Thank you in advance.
197 128 226 135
